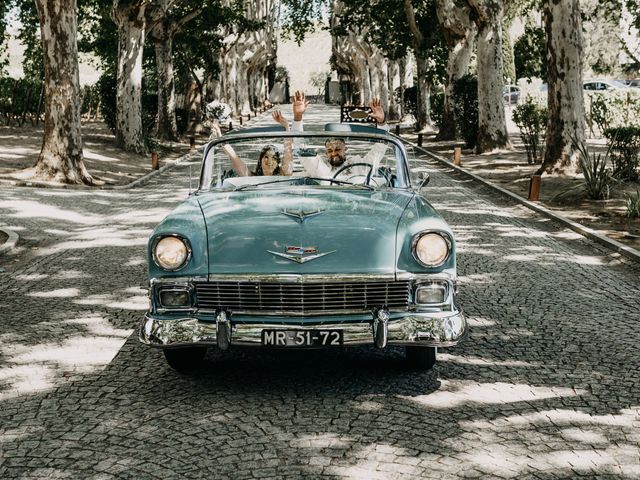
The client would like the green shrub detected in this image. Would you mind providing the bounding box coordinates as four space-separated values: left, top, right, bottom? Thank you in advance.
430 90 444 130
452 74 478 149
394 86 417 117
626 189 640 218
96 72 117 132
573 138 613 200
80 84 100 118
603 126 640 181
585 90 640 134
0 77 43 125
175 107 188 135
512 96 547 164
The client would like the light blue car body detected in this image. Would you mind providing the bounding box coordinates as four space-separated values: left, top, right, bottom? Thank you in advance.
140 126 466 356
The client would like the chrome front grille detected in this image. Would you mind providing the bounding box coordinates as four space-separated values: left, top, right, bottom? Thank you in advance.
194 280 411 315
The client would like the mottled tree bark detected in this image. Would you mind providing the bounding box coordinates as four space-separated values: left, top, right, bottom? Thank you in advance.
148 1 202 141
415 55 432 129
436 0 476 140
216 0 276 115
112 0 146 154
402 0 431 131
153 26 179 141
387 60 400 121
539 0 585 174
185 80 203 133
33 0 93 184
468 0 510 152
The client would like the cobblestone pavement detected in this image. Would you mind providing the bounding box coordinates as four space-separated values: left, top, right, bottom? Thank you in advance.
1 107 639 479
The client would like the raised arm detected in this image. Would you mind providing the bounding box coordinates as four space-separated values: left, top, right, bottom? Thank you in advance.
362 97 389 171
368 97 389 131
291 90 308 132
210 123 249 176
272 110 293 176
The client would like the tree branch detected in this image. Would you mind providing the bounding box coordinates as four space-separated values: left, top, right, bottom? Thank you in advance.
403 0 424 49
174 7 203 32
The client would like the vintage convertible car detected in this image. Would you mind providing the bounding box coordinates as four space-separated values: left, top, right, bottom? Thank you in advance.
139 124 466 371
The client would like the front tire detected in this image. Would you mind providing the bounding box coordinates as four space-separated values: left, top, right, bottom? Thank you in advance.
405 346 436 370
163 347 207 371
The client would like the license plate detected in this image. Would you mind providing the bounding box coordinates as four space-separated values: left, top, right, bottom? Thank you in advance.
261 329 343 347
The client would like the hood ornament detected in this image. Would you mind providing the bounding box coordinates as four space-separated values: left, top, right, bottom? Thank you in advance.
281 208 324 223
268 246 336 264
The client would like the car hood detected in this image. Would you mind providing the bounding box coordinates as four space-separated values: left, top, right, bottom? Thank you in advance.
196 188 416 274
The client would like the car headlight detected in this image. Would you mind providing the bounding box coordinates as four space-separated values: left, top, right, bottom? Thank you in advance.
153 236 190 271
412 232 450 267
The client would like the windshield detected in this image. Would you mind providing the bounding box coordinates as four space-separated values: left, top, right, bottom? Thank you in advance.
199 133 410 191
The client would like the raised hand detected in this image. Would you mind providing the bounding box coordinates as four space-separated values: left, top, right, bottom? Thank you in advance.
369 97 386 124
292 90 308 121
209 122 222 140
272 110 289 130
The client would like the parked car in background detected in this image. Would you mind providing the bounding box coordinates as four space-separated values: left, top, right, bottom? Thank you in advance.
583 79 630 91
503 85 520 105
139 125 467 372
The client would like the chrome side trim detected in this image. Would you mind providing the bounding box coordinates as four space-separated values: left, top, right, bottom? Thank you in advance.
139 310 467 348
196 308 402 317
206 273 397 283
151 276 207 285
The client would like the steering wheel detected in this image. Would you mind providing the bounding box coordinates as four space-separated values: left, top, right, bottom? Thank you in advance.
331 162 392 187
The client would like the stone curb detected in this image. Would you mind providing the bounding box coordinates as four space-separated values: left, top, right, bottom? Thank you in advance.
0 227 19 256
401 136 640 264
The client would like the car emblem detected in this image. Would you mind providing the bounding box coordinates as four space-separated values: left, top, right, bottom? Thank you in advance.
281 208 324 223
268 246 336 264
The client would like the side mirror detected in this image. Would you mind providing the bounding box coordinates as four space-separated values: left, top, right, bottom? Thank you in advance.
418 172 430 190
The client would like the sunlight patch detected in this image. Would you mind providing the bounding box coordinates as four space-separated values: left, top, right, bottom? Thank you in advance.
14 273 48 281
0 315 131 400
438 353 539 367
465 316 496 327
457 273 496 285
572 255 605 266
52 270 93 280
403 380 585 409
0 200 102 225
106 295 148 311
37 236 147 256
295 433 351 449
28 288 80 298
12 336 128 366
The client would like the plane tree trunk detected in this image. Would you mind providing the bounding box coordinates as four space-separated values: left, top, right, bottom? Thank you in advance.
402 0 432 131
436 0 476 140
153 25 179 141
468 0 510 152
33 0 93 184
538 0 585 174
112 0 146 154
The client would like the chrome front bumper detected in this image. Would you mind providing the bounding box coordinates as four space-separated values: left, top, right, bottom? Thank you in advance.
139 310 467 349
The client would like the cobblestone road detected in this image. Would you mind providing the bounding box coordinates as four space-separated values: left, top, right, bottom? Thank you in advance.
1 107 639 479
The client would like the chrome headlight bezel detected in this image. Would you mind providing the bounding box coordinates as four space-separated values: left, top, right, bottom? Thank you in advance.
411 231 452 268
154 283 196 312
152 234 192 271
